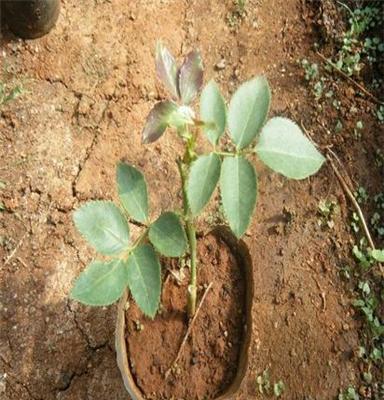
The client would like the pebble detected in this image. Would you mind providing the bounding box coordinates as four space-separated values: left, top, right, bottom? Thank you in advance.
0 373 7 394
215 59 226 70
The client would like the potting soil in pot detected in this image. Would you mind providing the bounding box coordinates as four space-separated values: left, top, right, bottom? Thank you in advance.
125 233 247 400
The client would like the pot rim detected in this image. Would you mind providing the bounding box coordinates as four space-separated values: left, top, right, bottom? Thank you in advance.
115 225 254 400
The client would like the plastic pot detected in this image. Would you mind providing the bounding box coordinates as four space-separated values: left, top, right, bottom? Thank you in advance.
115 226 254 400
2 0 60 39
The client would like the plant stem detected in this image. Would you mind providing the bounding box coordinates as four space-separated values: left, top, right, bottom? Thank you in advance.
186 221 197 316
177 129 198 318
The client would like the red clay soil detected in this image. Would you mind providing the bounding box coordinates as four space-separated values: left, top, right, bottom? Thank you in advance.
126 233 246 400
1 0 383 399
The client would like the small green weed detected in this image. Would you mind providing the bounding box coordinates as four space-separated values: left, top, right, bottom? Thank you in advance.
352 240 374 270
353 280 383 336
0 81 23 106
301 59 319 81
354 186 368 204
301 59 326 101
256 369 285 398
350 212 361 234
374 149 384 167
349 209 384 399
371 193 384 238
318 199 339 229
273 381 285 397
226 0 247 29
332 3 384 77
376 105 384 124
338 386 359 400
353 120 363 139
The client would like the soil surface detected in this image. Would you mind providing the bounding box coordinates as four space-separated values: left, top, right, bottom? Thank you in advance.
126 233 246 400
0 0 383 399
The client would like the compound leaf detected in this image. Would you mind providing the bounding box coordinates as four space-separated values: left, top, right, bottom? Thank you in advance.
117 163 149 223
142 101 177 144
73 201 130 256
228 76 271 149
179 50 204 105
200 80 227 145
220 156 257 238
187 153 221 216
155 42 179 99
149 212 187 257
256 117 325 179
126 244 161 318
70 259 128 306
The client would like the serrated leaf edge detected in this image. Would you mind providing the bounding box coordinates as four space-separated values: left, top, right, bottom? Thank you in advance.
127 244 161 319
73 200 130 255
117 162 149 224
70 259 128 306
148 211 187 257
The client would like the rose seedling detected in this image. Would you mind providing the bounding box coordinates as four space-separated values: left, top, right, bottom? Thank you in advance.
70 43 325 317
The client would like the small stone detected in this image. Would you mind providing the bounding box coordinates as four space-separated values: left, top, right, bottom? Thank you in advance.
0 373 7 394
290 349 297 357
215 59 226 70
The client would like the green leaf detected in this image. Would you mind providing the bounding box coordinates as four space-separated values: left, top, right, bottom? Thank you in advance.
70 260 128 306
155 42 179 100
178 50 204 105
117 163 149 223
187 153 221 216
200 80 227 145
149 212 187 257
228 76 271 149
142 101 178 144
126 244 161 318
256 117 325 179
372 249 384 262
274 381 285 397
220 156 257 238
73 201 130 256
168 105 195 129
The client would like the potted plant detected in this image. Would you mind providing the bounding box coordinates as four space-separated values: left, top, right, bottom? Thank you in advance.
70 43 325 399
2 0 60 39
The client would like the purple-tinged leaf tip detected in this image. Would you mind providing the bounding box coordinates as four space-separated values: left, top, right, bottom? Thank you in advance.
155 42 180 100
142 101 177 144
178 50 204 105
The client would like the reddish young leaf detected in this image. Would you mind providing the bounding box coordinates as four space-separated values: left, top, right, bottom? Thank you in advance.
142 101 177 144
155 42 179 100
178 50 204 105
